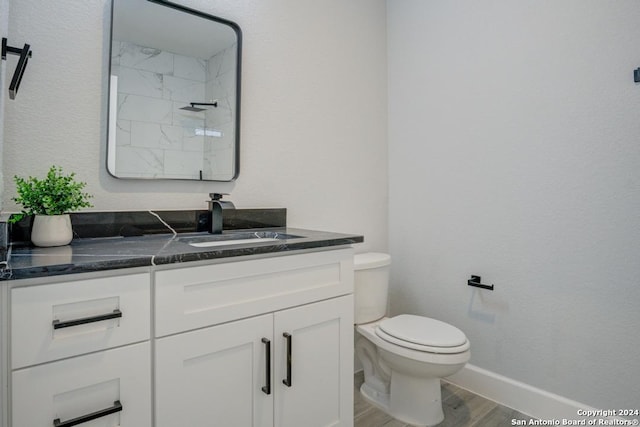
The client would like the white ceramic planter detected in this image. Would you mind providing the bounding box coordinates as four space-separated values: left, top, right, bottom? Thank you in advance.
31 214 73 247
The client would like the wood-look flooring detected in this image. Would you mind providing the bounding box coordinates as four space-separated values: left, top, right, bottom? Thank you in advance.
354 372 534 427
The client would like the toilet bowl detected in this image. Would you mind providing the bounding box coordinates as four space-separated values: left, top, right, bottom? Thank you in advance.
354 253 470 427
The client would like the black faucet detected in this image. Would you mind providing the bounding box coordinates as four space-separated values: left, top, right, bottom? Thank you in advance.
208 193 235 234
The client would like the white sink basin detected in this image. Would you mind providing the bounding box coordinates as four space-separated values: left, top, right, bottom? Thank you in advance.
177 231 302 248
188 237 280 248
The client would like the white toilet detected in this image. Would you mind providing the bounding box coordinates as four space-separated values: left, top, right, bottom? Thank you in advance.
354 253 470 427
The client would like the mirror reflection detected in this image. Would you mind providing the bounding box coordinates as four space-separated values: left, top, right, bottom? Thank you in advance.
107 0 241 181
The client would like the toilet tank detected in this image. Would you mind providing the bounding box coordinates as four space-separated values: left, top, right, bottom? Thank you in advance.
354 253 391 324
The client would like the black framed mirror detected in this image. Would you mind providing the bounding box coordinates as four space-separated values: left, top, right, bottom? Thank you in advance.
107 0 241 181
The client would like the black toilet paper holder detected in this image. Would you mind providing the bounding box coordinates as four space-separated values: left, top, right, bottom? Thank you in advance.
467 275 494 291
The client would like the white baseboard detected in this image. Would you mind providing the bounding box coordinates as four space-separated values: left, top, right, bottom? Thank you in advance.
444 364 600 421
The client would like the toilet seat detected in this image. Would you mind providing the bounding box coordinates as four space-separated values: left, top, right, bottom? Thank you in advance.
375 315 470 354
357 319 470 365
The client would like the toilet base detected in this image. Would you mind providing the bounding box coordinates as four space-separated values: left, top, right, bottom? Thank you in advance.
392 372 444 426
360 373 444 427
360 382 390 413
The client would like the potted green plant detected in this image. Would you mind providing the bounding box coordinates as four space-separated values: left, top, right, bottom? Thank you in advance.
11 165 93 247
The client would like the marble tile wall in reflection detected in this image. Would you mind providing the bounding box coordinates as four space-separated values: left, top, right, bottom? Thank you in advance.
111 41 233 180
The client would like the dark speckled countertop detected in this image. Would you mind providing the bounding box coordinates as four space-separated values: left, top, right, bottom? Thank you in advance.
1 227 363 280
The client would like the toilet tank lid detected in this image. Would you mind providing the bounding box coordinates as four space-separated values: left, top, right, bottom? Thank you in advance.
354 252 391 270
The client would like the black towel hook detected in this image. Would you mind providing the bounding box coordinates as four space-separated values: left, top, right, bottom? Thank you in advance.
2 37 33 100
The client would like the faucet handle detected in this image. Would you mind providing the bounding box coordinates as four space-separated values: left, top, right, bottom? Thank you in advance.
209 193 229 200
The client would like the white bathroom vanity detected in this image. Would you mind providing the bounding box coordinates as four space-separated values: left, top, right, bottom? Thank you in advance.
0 226 360 427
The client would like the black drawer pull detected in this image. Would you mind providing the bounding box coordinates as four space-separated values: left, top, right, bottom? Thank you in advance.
282 332 292 387
52 309 122 330
53 400 122 427
261 338 271 395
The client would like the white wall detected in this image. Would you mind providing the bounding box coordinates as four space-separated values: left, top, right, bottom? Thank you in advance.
2 0 388 252
388 0 640 409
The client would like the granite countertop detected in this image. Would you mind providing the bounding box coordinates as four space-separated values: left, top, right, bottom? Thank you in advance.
1 227 364 280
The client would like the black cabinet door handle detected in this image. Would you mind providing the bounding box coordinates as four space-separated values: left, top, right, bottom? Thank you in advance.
261 338 271 395
53 400 122 427
282 332 292 387
52 309 122 330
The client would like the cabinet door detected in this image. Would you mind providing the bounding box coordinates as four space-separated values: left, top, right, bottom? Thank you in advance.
12 342 151 427
156 314 273 427
274 295 354 427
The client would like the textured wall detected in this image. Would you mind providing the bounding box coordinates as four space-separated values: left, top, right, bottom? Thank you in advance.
388 0 640 409
3 0 388 253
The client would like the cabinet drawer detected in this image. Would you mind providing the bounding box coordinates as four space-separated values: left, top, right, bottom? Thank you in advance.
155 248 354 336
12 342 151 427
11 273 150 369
